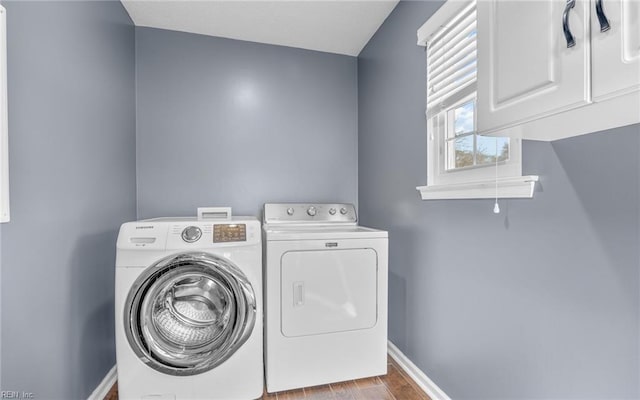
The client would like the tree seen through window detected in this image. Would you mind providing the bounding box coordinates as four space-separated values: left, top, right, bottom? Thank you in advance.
446 100 509 170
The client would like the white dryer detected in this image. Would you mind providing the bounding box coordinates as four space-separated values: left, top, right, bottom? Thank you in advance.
263 203 388 393
115 213 263 400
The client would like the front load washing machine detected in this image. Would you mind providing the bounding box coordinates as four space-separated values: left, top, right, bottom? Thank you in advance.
263 203 388 393
115 214 262 400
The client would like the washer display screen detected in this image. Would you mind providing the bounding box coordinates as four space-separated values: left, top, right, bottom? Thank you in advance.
214 224 246 243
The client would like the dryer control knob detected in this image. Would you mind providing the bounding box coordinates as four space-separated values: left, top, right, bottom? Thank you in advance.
329 208 337 215
307 206 317 216
181 226 202 243
287 207 295 216
340 207 348 215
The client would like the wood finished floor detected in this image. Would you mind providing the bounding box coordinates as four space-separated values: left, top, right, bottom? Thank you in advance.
104 355 430 400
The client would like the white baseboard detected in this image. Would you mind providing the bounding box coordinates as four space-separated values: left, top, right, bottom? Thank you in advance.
88 365 117 400
387 341 451 400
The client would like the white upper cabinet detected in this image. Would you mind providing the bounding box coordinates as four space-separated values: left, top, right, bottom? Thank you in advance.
591 0 640 100
477 0 640 141
477 0 591 135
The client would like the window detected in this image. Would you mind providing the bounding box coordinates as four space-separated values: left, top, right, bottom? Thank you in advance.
445 97 509 171
416 0 535 200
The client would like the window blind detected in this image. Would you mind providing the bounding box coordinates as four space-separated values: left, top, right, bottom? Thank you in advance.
426 0 477 119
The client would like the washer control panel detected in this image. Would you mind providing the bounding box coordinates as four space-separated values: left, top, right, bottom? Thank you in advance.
213 224 247 243
117 218 260 250
168 219 259 248
263 203 357 224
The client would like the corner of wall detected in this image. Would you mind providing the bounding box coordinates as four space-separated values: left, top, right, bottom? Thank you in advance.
133 26 140 221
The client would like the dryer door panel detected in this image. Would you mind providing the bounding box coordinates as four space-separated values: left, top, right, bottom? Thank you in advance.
281 249 377 337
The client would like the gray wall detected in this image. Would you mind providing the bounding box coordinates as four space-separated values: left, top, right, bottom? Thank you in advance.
358 2 640 399
135 28 358 219
0 2 136 399
0 2 635 399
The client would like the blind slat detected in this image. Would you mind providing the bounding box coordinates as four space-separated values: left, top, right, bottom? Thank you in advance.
427 74 476 109
426 81 476 120
427 17 476 59
428 41 476 81
431 61 476 92
427 25 476 68
427 1 476 46
426 0 477 116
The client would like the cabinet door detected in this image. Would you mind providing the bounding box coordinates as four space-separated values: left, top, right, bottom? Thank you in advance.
477 0 591 135
591 0 640 101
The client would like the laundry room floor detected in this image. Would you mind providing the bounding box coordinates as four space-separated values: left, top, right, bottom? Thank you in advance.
104 355 430 400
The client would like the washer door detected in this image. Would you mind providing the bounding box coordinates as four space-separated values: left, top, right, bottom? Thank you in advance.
124 252 256 376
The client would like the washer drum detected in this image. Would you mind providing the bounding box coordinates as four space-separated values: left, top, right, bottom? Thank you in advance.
124 252 256 376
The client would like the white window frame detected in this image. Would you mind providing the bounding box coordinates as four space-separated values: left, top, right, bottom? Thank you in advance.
0 6 8 222
428 92 522 186
416 0 537 200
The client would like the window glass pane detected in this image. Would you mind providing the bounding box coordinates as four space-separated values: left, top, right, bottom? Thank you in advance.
447 136 474 169
476 136 510 165
453 101 474 136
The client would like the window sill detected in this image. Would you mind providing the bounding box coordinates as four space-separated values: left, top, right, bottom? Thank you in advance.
416 175 539 200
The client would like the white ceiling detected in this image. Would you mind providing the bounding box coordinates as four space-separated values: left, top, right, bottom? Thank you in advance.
121 1 398 56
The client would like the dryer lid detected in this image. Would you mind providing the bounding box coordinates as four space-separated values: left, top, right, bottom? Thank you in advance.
264 225 388 241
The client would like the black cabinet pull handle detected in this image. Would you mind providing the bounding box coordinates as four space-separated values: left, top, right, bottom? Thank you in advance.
563 0 576 48
595 0 611 32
